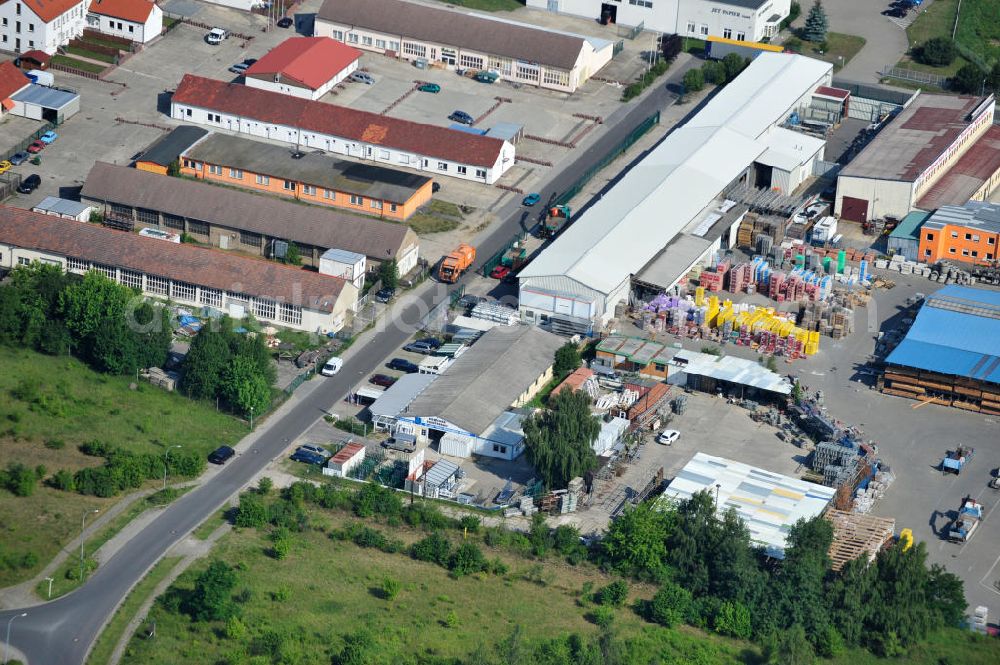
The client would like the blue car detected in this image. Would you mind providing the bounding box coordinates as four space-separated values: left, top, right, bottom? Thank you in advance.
9 151 28 165
39 131 58 144
290 449 326 465
522 192 541 207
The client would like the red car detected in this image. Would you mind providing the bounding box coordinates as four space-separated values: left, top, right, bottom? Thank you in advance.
26 141 44 154
369 373 397 388
490 265 511 280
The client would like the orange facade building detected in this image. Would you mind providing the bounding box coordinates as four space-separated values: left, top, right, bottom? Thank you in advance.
179 132 433 221
918 201 1000 266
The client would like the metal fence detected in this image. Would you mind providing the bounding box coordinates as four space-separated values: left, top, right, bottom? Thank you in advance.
555 110 660 208
624 21 644 40
479 230 527 277
880 65 949 89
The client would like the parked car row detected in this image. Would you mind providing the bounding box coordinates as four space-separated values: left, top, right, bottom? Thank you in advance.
882 0 916 17
290 443 331 466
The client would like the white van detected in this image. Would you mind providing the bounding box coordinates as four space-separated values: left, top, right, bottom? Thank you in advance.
206 28 228 45
320 357 343 376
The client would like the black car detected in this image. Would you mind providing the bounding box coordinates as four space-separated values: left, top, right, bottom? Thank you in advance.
290 449 325 465
375 287 396 303
242 58 258 66
432 182 441 193
387 358 419 373
17 174 41 194
883 7 907 16
208 445 235 464
276 16 293 28
448 110 474 125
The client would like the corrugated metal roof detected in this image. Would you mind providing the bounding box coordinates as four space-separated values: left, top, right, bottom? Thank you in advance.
31 196 91 218
921 200 1000 234
888 210 932 241
321 248 365 265
658 452 836 559
886 285 1000 384
671 349 793 394
424 459 459 488
520 54 831 297
368 373 437 419
11 84 78 109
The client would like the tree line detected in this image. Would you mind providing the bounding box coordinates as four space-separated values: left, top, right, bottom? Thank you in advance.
602 491 967 660
0 263 171 374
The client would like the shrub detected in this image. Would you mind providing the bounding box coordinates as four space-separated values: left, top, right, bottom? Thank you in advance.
448 542 487 577
351 525 387 549
445 610 459 628
1 462 38 497
234 493 268 529
381 577 401 600
459 515 481 533
952 64 987 94
781 1 801 30
682 68 705 93
187 560 238 622
352 482 402 518
257 476 273 494
590 606 615 628
225 615 248 640
44 438 65 450
713 601 752 639
647 581 692 628
702 60 726 84
597 580 629 607
917 37 956 67
411 532 452 566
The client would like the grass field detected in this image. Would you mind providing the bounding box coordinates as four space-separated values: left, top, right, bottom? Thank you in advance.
118 502 999 665
50 55 107 74
408 201 465 235
0 346 245 587
811 33 867 71
954 0 1000 66
86 556 183 665
430 0 522 11
64 45 117 64
897 0 971 76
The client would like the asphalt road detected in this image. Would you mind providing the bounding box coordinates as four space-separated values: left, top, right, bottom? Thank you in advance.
0 66 691 664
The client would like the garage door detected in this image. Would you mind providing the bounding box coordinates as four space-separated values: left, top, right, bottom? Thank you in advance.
841 196 869 223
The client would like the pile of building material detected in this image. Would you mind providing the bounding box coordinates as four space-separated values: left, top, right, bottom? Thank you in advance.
853 466 895 514
798 301 855 339
825 509 895 571
970 606 989 635
470 301 519 325
736 212 787 248
874 254 933 277
142 367 178 391
928 261 975 285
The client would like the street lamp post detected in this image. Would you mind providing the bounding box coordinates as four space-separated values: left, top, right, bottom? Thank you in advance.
80 508 99 583
4 612 27 665
163 445 182 490
249 406 254 431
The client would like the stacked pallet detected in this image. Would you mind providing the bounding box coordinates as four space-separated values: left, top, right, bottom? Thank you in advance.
825 509 895 571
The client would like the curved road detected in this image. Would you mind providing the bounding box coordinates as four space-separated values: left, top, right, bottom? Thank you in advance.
0 68 689 664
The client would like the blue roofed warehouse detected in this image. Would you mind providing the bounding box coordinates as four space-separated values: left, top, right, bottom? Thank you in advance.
883 285 1000 414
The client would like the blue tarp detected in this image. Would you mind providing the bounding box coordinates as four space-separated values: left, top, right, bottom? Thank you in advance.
886 285 1000 384
178 315 201 330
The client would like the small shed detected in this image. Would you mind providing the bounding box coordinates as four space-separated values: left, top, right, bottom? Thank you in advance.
594 416 629 455
887 211 931 262
320 248 366 290
31 197 92 222
10 84 79 123
323 441 366 478
434 342 467 358
422 458 460 498
486 122 524 145
418 355 452 375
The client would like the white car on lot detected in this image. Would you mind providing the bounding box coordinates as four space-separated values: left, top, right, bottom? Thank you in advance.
657 429 680 445
206 28 228 45
350 71 375 85
320 357 343 376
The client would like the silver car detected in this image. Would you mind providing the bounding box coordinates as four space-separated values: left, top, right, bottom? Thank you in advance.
350 71 375 85
297 444 332 459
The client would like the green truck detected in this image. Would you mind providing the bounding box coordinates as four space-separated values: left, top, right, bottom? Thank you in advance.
541 205 572 238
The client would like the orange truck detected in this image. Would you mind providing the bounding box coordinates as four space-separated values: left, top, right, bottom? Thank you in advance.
438 243 476 283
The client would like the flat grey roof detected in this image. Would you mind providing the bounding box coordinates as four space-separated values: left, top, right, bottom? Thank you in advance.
922 201 1000 234
717 0 770 9
183 133 431 204
424 459 459 488
635 233 712 290
321 248 365 264
140 126 209 167
369 373 437 419
12 84 78 110
31 196 91 218
406 326 563 435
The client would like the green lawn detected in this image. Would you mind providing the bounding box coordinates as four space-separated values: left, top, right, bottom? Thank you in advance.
408 213 461 235
429 0 522 10
897 0 970 76
64 45 117 63
86 556 183 665
955 0 1000 66
812 32 867 71
78 35 129 51
428 199 465 218
38 487 192 599
118 501 1000 665
0 346 245 587
49 55 107 74
191 509 229 541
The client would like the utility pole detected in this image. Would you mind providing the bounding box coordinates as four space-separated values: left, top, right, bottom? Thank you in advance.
79 508 99 583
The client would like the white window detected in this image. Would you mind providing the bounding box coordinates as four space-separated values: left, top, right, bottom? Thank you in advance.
542 69 569 87
388 41 399 52
332 30 343 40
323 189 335 200
924 249 932 257
723 28 732 39
362 36 372 46
972 234 980 241
700 24 709 36
375 39 386 49
686 21 696 34
67 257 89 273
302 184 316 195
962 250 970 256
951 231 958 238
171 281 196 302
93 264 116 279
208 164 222 175
397 154 409 164
438 162 447 171
256 174 270 185
347 33 359 43
457 166 467 175
119 269 142 290
18 256 31 266
351 195 364 205
389 203 397 212
371 200 383 210
402 42 426 58
200 287 222 308
240 231 262 248
283 180 296 191
516 64 539 82
279 303 302 326
253 298 276 320
146 274 169 295
379 149 389 159
229 168 243 179
459 54 484 69
475 169 486 179
736 32 745 41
